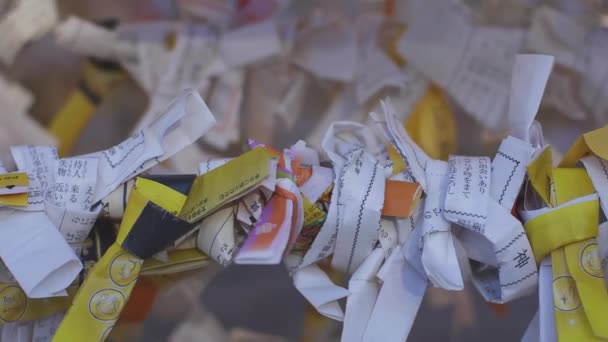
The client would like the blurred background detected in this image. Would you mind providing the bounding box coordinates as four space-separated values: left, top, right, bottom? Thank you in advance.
2 0 608 341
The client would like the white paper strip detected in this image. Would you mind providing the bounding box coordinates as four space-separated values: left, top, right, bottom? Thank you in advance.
507 55 554 143
93 90 216 202
581 156 608 216
443 156 491 232
219 20 281 68
331 148 384 274
0 210 81 298
362 243 427 342
597 222 608 289
421 160 463 290
293 22 358 82
54 16 136 62
292 264 349 321
1 321 33 342
341 248 384 342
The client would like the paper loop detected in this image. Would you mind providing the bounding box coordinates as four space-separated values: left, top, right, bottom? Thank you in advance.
524 195 599 263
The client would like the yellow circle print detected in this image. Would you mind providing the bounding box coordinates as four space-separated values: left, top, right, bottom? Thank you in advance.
0 286 26 322
580 242 603 278
89 289 125 321
109 253 142 286
553 276 581 312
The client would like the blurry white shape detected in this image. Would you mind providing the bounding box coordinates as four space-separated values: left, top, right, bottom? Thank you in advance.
54 16 136 62
399 0 525 130
219 19 282 68
293 21 358 82
0 0 58 64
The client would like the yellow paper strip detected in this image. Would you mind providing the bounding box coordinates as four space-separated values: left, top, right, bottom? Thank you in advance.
141 249 209 276
49 90 96 157
0 193 28 207
179 148 272 223
303 195 326 228
527 146 553 206
551 248 600 341
524 198 598 264
564 239 608 338
561 126 608 167
0 283 74 326
0 172 28 188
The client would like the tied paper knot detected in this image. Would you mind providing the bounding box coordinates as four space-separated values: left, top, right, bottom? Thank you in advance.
420 160 464 290
375 98 539 303
373 100 466 292
443 147 538 303
289 121 387 323
526 166 608 340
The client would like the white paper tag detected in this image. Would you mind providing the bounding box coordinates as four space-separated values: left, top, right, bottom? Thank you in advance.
444 156 491 232
47 157 98 210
